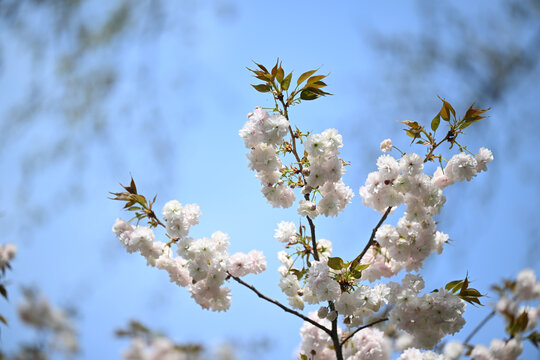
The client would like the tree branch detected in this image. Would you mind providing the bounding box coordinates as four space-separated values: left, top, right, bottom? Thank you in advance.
464 310 496 345
278 96 320 262
424 131 452 163
340 318 389 347
351 206 393 266
306 214 320 262
228 273 332 335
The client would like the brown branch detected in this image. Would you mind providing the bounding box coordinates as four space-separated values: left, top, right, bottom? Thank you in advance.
340 318 389 347
148 210 167 229
306 214 320 262
351 206 393 266
278 96 319 262
228 273 332 335
328 302 344 360
424 131 452 163
464 310 496 346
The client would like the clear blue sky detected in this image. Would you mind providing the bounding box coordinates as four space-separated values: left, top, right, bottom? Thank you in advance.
1 1 538 359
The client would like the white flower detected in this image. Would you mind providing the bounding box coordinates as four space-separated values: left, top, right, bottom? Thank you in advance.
279 275 300 297
377 155 399 180
335 292 360 316
445 152 478 182
277 251 293 267
380 138 393 153
399 153 423 176
514 268 540 300
443 341 464 360
305 134 326 157
274 221 297 243
288 295 304 310
247 143 281 173
475 147 493 172
262 114 289 145
0 243 17 267
322 128 343 154
298 200 318 218
162 200 183 222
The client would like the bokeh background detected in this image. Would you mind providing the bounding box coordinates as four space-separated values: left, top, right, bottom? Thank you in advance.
1 0 539 358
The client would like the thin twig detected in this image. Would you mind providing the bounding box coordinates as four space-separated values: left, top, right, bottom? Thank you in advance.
424 131 452 163
228 273 332 335
351 206 393 266
340 318 389 347
278 96 319 262
306 215 320 261
464 310 496 345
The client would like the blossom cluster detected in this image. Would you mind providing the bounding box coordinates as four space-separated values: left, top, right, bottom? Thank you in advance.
0 242 17 269
387 274 466 349
297 268 540 360
111 70 538 360
240 107 354 216
240 106 295 208
113 200 266 312
299 129 354 218
18 289 79 357
468 268 540 360
123 337 198 360
358 147 493 279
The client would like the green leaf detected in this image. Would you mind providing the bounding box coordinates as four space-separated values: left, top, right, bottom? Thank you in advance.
438 96 456 121
431 114 441 132
129 177 137 194
353 263 370 272
0 285 7 300
271 60 279 77
253 61 269 73
251 84 271 93
300 89 319 100
460 288 483 297
303 87 330 96
290 268 306 281
327 257 345 270
276 66 284 83
308 80 327 89
515 311 529 332
307 75 327 85
526 331 540 348
300 354 308 360
297 70 318 86
445 279 463 292
282 72 292 91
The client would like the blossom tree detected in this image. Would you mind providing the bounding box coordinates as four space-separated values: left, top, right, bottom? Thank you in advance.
111 61 539 360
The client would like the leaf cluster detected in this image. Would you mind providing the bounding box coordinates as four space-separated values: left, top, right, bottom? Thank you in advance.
400 97 489 163
116 320 203 354
444 275 485 306
109 178 161 228
0 260 13 326
248 60 331 110
282 224 370 294
491 278 538 342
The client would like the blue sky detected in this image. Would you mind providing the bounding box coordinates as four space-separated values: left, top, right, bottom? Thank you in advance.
1 1 539 359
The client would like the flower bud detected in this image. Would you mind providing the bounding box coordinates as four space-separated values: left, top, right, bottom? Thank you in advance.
302 168 311 176
380 138 393 153
327 310 337 321
317 306 329 319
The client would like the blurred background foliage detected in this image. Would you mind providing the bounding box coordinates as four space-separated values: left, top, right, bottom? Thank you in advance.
1 0 539 359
